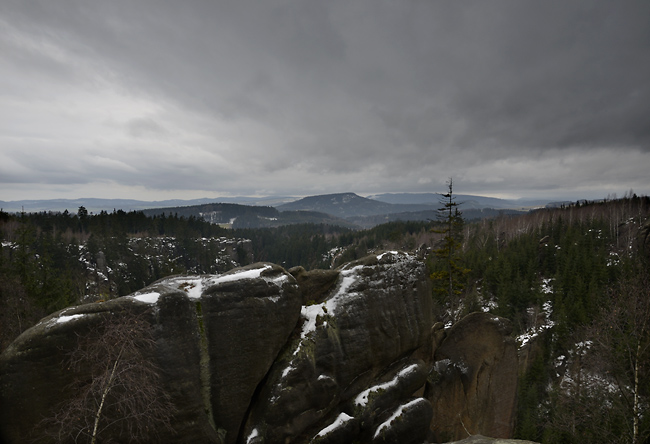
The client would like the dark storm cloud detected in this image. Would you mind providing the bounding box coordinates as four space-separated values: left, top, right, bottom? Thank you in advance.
1 0 648 200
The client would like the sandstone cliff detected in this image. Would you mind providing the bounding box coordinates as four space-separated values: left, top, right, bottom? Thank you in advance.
0 252 523 444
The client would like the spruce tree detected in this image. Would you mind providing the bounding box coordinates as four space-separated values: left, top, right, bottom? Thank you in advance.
429 178 469 322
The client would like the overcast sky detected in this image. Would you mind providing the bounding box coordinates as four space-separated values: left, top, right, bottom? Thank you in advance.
1 0 649 202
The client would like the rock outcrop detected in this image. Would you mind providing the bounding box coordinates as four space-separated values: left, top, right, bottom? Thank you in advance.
0 252 521 444
242 252 434 443
426 313 519 442
0 263 302 444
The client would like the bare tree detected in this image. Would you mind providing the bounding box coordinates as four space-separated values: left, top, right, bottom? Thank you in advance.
548 264 650 444
589 266 650 444
38 310 175 443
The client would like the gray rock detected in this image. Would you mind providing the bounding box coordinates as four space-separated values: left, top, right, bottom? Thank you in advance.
371 397 433 444
426 313 519 442
289 266 340 305
0 263 301 444
241 251 434 444
349 358 430 433
308 412 360 444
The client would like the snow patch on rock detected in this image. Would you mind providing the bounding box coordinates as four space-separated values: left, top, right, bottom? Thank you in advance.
354 363 420 407
373 398 428 438
55 314 85 324
316 412 354 437
131 292 160 304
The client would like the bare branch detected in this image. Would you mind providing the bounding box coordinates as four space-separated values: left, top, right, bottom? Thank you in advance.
35 309 176 443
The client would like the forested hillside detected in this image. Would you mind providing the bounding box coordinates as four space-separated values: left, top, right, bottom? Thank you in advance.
457 196 650 443
1 196 649 443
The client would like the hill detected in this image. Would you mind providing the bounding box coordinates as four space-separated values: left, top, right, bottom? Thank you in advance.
276 192 434 218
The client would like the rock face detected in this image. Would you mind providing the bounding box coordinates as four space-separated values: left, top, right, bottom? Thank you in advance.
242 252 434 443
0 252 521 444
0 263 302 444
426 313 519 442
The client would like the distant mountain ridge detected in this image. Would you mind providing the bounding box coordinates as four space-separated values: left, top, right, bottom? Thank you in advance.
1 192 563 229
0 192 556 215
0 196 296 214
368 193 551 210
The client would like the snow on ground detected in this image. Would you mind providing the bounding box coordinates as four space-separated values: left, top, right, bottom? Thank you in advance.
515 278 557 347
354 363 420 407
541 278 554 294
516 297 555 347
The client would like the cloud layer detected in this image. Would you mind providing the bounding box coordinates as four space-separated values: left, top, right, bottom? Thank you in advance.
2 0 649 201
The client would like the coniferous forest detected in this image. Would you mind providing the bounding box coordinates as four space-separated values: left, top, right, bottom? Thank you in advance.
1 195 649 443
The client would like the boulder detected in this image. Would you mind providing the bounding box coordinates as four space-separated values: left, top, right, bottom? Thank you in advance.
426 313 519 442
0 299 181 444
0 263 302 444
